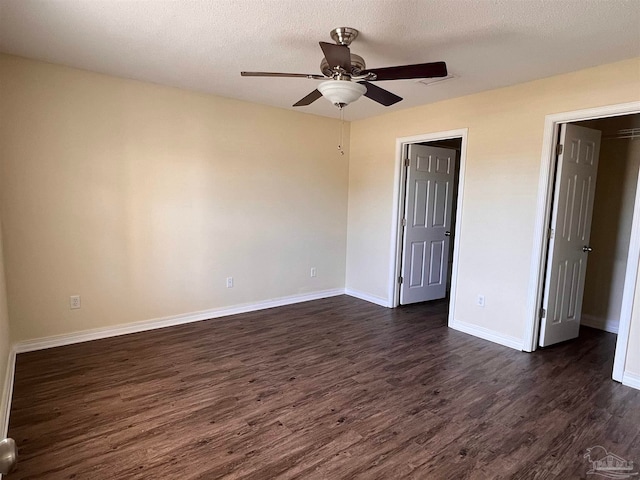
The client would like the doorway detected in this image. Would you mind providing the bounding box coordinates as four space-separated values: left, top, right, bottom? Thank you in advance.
389 129 468 317
526 102 640 384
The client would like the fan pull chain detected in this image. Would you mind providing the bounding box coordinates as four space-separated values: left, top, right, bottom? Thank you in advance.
337 106 345 156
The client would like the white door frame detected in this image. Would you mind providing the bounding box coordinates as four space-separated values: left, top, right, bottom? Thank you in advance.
388 128 468 324
524 101 640 383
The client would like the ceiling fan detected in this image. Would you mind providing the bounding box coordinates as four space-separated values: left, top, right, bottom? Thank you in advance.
241 27 448 109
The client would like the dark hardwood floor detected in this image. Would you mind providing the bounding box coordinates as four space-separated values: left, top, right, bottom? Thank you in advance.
7 296 640 479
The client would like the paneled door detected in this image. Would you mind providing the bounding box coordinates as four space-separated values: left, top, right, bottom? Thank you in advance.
400 144 457 305
539 124 601 347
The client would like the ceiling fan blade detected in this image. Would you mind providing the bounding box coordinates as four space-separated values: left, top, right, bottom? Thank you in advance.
358 81 402 106
364 61 447 81
241 71 325 79
293 89 323 107
319 42 351 71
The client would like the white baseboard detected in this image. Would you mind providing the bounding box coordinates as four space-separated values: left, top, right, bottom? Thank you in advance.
622 371 640 391
13 288 345 353
580 314 619 334
1 350 16 438
449 319 524 351
344 288 391 308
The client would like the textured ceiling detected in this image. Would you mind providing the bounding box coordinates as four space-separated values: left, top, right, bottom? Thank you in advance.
0 0 639 120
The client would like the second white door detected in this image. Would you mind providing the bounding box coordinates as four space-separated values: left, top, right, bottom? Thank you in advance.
400 144 457 305
539 124 602 347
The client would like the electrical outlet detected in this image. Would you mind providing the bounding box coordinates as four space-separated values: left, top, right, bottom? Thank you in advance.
477 295 485 307
70 295 81 309
226 277 233 288
310 267 317 278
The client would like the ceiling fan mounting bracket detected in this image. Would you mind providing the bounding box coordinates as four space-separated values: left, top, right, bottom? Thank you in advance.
330 27 359 46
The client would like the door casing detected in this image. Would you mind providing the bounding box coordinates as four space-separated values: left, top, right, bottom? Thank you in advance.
525 101 640 385
389 129 468 328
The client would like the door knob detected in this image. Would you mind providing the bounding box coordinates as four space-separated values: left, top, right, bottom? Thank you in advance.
0 438 17 474
582 245 593 253
444 231 451 237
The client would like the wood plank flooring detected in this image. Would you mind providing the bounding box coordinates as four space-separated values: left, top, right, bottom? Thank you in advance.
7 296 640 479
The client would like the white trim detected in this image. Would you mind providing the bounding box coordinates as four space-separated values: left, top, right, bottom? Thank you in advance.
622 371 640 391
388 129 469 319
524 119 560 352
449 319 524 351
580 314 619 334
447 134 468 328
1 350 16 439
13 289 345 353
389 140 408 306
525 101 640 381
613 164 640 381
345 288 391 307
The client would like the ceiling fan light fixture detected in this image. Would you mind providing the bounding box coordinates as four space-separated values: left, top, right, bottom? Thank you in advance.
317 80 366 107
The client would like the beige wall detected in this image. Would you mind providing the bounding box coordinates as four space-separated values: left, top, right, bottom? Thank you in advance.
346 58 640 349
0 54 349 342
583 136 640 331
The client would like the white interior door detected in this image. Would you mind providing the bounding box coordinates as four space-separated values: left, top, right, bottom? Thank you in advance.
539 124 602 347
400 144 457 305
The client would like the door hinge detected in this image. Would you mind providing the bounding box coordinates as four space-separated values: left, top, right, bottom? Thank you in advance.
404 158 410 167
540 307 546 319
398 276 403 284
548 228 554 239
556 144 563 156
401 218 407 227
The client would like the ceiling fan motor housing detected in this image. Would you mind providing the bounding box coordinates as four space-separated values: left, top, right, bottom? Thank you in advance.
321 54 366 78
